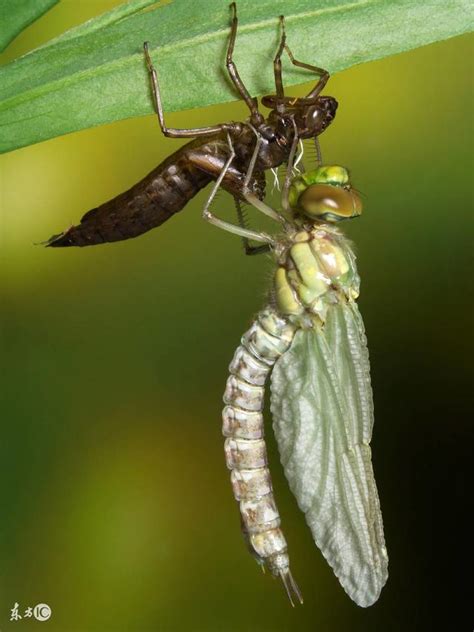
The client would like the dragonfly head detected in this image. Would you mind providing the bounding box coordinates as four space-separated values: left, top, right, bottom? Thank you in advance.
293 96 339 139
264 96 338 141
288 165 362 223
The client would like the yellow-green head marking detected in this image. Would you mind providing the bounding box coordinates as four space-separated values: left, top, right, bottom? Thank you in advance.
289 165 362 223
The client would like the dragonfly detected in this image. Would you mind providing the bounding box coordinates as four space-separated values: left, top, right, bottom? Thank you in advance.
214 157 389 607
44 1 388 608
45 4 337 248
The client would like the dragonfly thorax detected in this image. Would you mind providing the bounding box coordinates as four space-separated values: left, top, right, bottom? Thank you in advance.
274 227 360 326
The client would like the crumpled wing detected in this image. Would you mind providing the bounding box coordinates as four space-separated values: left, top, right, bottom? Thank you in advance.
270 301 388 607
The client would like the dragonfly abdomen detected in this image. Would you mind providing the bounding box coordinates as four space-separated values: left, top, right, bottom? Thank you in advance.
223 308 302 605
46 144 215 247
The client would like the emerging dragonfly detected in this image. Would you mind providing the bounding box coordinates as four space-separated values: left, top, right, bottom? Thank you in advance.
44 0 388 609
46 4 337 248
215 159 389 607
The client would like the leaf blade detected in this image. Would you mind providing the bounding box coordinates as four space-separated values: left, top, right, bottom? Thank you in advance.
0 0 58 53
0 0 472 153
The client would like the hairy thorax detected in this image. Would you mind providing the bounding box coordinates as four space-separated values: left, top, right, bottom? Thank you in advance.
273 225 360 327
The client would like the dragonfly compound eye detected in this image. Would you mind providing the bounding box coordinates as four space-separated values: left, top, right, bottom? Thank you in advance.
298 184 363 222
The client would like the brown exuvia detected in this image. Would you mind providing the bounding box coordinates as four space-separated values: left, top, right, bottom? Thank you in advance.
46 3 337 249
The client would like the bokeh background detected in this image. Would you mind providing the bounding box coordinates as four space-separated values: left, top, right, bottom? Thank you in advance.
1 2 472 631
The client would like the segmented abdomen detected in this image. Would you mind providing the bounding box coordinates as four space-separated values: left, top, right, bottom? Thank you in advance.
47 144 213 247
222 308 302 602
45 130 270 249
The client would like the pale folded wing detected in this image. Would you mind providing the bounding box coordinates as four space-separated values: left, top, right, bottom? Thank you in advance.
270 301 388 607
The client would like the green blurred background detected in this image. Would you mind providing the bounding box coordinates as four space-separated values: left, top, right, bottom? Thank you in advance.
1 2 472 630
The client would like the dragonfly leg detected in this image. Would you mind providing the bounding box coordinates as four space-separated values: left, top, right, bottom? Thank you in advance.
283 38 329 101
273 15 287 102
143 42 239 138
267 16 329 105
202 133 275 245
233 197 271 256
227 3 264 126
314 136 323 166
239 123 289 226
243 119 299 218
242 123 263 191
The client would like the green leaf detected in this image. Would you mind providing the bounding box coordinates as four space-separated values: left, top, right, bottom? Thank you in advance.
0 0 472 153
0 0 58 53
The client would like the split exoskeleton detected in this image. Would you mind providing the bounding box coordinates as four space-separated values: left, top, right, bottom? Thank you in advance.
47 3 337 248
